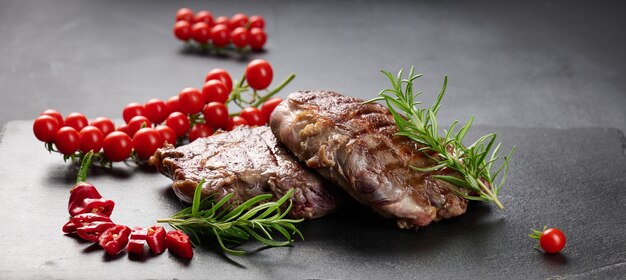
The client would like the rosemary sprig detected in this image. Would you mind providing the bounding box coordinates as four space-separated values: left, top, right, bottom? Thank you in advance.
367 68 516 209
157 179 304 255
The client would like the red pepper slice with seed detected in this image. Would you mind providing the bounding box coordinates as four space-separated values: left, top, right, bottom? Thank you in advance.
127 227 148 254
76 221 116 242
146 226 166 254
99 225 131 256
68 183 115 217
166 230 193 259
62 213 113 234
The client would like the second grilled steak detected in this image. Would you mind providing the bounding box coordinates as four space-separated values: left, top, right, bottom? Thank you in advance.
270 91 468 229
149 126 337 219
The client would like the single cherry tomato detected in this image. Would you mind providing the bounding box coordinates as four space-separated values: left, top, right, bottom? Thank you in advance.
249 28 267 51
204 68 233 93
79 126 104 153
248 15 265 29
146 226 167 254
191 22 211 44
54 127 80 155
91 117 115 136
203 102 229 129
540 228 566 253
116 124 130 136
194 10 213 26
155 125 177 146
127 115 152 137
166 230 193 259
64 112 89 132
166 95 183 114
188 124 213 142
102 131 133 162
133 128 164 159
173 21 192 41
175 8 194 23
201 80 229 104
260 97 282 123
230 27 249 48
165 112 190 137
229 13 248 29
245 59 273 90
99 225 131 256
214 16 229 28
33 115 60 142
144 99 169 125
178 87 204 115
40 109 64 126
210 24 230 47
122 103 146 124
239 107 265 126
226 116 249 131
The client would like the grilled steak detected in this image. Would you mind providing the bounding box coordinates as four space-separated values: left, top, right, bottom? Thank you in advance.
269 91 468 229
149 126 337 219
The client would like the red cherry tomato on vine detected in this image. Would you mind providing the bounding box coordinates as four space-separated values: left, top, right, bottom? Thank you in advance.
79 126 104 153
173 21 192 41
54 127 80 155
127 115 152 138
260 97 282 123
226 116 248 131
144 99 169 125
166 95 183 114
540 228 566 253
239 107 265 126
103 131 133 162
64 112 89 132
91 117 115 136
175 8 194 23
191 22 211 44
40 109 64 127
249 28 267 51
155 125 177 146
178 87 204 115
229 13 248 30
245 59 273 90
188 124 213 142
33 115 60 142
204 68 233 94
165 112 190 137
122 103 145 124
133 128 164 159
201 80 229 104
248 15 265 29
210 24 230 47
194 10 213 26
203 102 229 130
214 16 229 28
116 124 130 136
230 27 249 48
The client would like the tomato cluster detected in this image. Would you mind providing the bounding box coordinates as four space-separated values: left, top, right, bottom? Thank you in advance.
33 59 290 166
173 8 267 54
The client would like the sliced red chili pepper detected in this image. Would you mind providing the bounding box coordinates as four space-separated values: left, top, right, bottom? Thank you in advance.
166 230 193 259
62 213 113 234
146 226 166 254
76 221 116 242
99 225 131 256
68 183 115 217
127 227 148 254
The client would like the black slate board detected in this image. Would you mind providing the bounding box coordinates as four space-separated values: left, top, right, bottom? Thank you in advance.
0 121 625 279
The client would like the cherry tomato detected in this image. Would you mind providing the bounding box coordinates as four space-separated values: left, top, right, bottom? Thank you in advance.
239 107 265 126
191 22 211 44
127 115 152 137
201 80 229 104
210 24 230 47
40 109 64 127
260 97 282 123
204 68 233 93
203 102 229 130
249 28 267 51
173 21 192 41
122 103 145 124
54 127 80 155
133 128 164 159
248 15 265 29
91 117 115 136
226 116 248 131
33 115 60 142
155 125 177 146
64 112 89 132
540 228 566 253
214 16 229 28
229 13 248 29
175 8 194 23
166 95 183 114
245 59 273 90
165 112 190 137
116 124 130 136
188 124 213 142
144 99 169 125
178 87 204 115
79 126 104 153
102 131 133 162
230 27 249 48
194 10 213 26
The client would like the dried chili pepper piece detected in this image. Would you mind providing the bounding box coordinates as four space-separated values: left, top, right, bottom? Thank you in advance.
166 230 193 259
76 221 116 242
98 225 131 256
146 226 167 254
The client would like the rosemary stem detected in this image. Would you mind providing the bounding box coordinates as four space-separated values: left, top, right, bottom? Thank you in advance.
477 179 504 209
